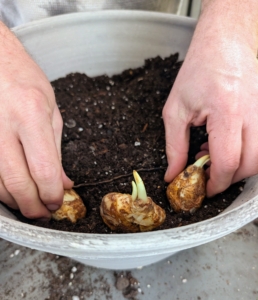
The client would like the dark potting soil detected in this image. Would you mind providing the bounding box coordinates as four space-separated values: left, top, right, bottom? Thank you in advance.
9 53 244 233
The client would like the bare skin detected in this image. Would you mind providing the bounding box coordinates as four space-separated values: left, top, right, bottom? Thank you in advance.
0 21 73 219
163 0 258 197
1 0 258 217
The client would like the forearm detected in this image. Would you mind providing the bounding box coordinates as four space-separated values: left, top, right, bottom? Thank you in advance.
0 21 36 89
199 0 258 54
0 21 24 58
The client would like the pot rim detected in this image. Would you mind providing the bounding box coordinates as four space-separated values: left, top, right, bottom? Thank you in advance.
12 9 197 33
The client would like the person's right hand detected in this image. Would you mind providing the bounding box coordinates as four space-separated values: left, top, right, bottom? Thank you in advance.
0 22 73 219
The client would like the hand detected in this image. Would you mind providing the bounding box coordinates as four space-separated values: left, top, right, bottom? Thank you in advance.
0 22 73 218
162 5 258 197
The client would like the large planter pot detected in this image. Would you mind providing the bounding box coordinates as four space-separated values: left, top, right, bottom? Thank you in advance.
1 11 258 270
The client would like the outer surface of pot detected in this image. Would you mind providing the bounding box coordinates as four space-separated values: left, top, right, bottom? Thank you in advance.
1 11 258 270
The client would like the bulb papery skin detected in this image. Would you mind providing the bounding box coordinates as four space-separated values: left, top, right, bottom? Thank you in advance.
131 197 166 232
166 164 207 213
100 192 166 233
51 189 86 223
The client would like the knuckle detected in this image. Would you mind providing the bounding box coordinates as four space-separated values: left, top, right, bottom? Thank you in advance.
19 88 51 118
55 111 64 132
31 161 61 184
41 191 63 205
219 156 240 174
24 87 44 100
166 142 177 155
3 175 31 196
162 105 170 120
24 88 45 105
57 112 63 128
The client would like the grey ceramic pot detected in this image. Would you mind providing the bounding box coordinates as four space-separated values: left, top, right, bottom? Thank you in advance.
0 11 257 270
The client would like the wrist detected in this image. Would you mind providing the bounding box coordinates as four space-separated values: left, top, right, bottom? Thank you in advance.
0 21 24 56
197 0 258 55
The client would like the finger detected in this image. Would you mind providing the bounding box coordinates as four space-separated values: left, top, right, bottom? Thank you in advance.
0 177 18 210
196 143 209 161
52 105 73 189
18 104 64 208
206 116 243 197
0 135 51 218
200 142 209 151
232 124 258 183
195 150 210 162
205 167 211 179
162 100 189 183
52 105 63 161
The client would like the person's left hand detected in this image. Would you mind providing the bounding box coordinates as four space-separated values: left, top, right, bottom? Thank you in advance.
162 16 258 197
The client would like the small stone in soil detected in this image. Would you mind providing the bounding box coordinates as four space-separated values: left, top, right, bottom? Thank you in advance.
65 119 76 128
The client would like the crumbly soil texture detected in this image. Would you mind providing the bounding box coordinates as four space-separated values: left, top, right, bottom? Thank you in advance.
11 54 244 233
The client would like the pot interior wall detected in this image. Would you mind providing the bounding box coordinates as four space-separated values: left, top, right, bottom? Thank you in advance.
14 11 196 81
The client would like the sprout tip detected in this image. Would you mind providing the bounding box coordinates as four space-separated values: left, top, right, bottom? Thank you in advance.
132 170 148 202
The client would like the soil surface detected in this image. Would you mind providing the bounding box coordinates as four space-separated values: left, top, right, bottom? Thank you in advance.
8 54 244 233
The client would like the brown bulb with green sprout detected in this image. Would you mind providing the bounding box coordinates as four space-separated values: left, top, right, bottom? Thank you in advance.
100 170 166 232
166 155 210 213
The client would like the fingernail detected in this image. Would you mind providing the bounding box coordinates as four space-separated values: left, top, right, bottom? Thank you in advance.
46 204 60 211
